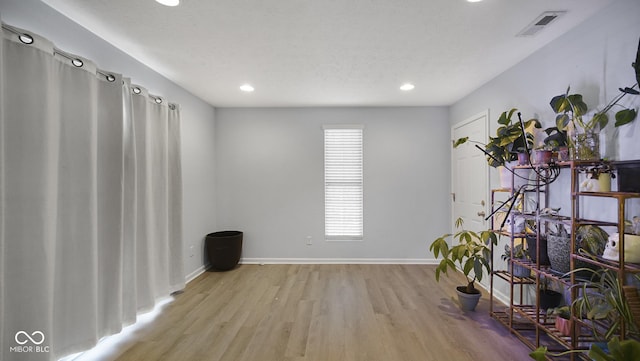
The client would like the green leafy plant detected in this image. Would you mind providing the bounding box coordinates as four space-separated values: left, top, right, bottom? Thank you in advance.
530 337 640 361
550 86 594 131
548 305 572 319
571 269 639 341
455 109 540 168
429 217 498 294
485 109 540 167
551 39 640 131
576 225 610 259
501 244 527 262
550 85 638 131
542 126 568 150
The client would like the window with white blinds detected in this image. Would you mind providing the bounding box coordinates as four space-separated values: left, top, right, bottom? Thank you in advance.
324 126 363 241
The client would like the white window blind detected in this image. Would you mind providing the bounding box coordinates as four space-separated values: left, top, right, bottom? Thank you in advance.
324 126 363 241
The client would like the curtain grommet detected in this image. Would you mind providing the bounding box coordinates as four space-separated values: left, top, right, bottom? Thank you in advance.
19 33 34 44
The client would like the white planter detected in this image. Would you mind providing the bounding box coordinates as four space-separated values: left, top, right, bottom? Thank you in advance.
498 161 531 190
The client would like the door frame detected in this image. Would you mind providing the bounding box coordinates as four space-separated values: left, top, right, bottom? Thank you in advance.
450 109 490 234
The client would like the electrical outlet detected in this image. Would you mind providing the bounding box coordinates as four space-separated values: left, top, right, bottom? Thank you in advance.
306 236 312 245
189 245 194 257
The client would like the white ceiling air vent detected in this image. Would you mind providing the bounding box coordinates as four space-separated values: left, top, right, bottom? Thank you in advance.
516 11 566 37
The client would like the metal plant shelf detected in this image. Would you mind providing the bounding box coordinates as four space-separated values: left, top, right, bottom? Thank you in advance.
488 159 640 360
493 270 535 284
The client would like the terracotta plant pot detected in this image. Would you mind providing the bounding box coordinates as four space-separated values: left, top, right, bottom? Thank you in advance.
532 149 552 165
555 316 574 337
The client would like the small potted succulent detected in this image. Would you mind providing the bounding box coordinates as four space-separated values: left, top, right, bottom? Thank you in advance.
547 305 573 337
542 126 569 162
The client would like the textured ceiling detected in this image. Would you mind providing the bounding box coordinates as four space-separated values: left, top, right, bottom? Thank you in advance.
42 0 613 107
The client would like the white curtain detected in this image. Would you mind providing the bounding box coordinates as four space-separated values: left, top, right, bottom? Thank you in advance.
0 23 184 361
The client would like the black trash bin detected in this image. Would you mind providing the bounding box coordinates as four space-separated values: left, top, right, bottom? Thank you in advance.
206 231 243 271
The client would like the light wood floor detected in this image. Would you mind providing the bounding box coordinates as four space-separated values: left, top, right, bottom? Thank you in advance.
110 264 533 361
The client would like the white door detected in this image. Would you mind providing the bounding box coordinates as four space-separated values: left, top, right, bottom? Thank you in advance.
451 111 489 234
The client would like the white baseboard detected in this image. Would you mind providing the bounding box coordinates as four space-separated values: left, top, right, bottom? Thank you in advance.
475 281 511 306
185 264 208 284
240 258 438 265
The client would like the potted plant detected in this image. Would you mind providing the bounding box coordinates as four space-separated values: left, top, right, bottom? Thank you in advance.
548 305 573 336
485 109 540 167
580 163 616 192
546 223 573 274
550 86 638 160
550 39 639 160
571 268 640 340
549 87 600 160
455 109 540 189
542 126 569 162
547 223 608 275
454 109 540 167
429 217 498 311
502 244 530 278
531 144 553 165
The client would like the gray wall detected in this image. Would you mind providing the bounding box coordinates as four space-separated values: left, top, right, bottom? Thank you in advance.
450 0 640 301
0 0 217 279
215 107 450 262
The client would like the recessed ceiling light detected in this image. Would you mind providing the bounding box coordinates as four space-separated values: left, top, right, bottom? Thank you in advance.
400 83 415 91
240 84 255 92
467 0 483 3
155 0 180 6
